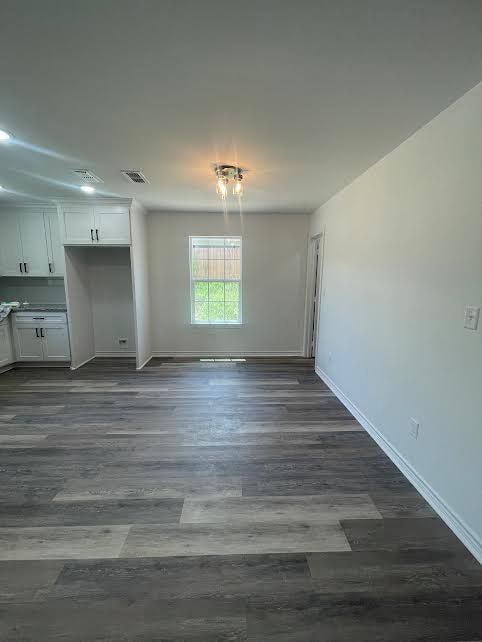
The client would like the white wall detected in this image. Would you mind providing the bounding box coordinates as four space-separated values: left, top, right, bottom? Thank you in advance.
311 82 482 560
64 247 95 369
87 248 135 355
129 200 152 368
0 277 66 304
147 211 309 355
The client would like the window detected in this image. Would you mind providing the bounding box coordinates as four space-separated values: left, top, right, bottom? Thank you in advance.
190 236 242 324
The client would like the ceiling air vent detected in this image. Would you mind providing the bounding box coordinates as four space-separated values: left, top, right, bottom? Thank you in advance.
71 169 104 183
121 169 149 184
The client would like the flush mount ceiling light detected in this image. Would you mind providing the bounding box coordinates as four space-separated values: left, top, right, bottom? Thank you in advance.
80 185 95 194
0 129 12 142
214 165 245 200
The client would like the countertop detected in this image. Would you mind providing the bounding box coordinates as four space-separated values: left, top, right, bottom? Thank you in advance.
10 303 67 313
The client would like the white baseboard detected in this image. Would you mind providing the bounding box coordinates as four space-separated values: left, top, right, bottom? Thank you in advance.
95 351 136 358
70 354 95 370
136 353 153 370
151 350 304 358
315 365 481 564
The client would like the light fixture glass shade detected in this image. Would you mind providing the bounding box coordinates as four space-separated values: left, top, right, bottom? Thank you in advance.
233 177 243 197
216 177 228 199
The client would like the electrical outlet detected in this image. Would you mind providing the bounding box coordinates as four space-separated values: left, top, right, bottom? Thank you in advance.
118 338 128 345
464 305 480 331
409 418 419 440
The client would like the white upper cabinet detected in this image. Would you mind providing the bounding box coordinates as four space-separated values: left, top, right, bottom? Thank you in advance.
94 206 131 244
0 209 64 277
61 206 96 244
45 210 65 276
0 213 23 276
17 211 50 276
59 203 131 246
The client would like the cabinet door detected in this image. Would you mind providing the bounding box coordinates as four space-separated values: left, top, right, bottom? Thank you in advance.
0 213 23 276
61 207 95 245
0 321 13 367
94 206 130 245
13 325 44 361
42 326 70 360
44 211 65 276
18 212 50 276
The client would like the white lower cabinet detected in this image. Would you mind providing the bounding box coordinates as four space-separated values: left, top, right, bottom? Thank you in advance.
13 313 70 362
13 325 44 360
42 325 70 360
0 319 14 367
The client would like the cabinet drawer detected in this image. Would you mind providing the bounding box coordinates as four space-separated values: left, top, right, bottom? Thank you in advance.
13 312 67 326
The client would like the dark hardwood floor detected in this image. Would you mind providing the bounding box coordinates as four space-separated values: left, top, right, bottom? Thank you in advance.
0 357 480 641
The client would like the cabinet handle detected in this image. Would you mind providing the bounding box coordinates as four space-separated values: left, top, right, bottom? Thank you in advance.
24 262 28 273
90 229 94 241
40 328 44 338
95 229 99 241
48 262 53 273
35 328 39 338
32 317 45 320
19 262 23 273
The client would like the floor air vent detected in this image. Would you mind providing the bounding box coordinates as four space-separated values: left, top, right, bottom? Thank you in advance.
200 358 246 362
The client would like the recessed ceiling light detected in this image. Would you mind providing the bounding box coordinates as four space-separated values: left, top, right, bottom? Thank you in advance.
80 185 95 194
0 130 11 142
0 185 4 190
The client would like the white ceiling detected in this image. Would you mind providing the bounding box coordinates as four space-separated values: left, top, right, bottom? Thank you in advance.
0 0 481 213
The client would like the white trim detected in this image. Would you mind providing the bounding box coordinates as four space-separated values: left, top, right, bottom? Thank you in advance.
54 197 133 207
315 366 482 564
0 202 57 212
136 353 153 370
189 235 243 325
303 233 324 357
152 350 303 358
70 354 95 370
94 351 136 357
189 323 244 328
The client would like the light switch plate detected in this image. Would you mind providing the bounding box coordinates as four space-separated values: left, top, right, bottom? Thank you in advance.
464 305 480 331
409 418 419 440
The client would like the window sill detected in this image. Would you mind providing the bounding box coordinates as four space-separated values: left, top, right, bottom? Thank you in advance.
190 322 244 328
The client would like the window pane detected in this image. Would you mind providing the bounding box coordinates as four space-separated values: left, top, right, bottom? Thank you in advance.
209 281 224 301
225 259 240 279
194 281 209 301
225 301 239 321
209 260 225 279
225 281 239 302
209 301 224 321
190 236 241 324
193 246 208 259
208 246 224 260
225 246 240 260
192 259 208 278
195 301 209 321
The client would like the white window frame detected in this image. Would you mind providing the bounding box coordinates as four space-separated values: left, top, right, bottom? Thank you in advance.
189 235 243 326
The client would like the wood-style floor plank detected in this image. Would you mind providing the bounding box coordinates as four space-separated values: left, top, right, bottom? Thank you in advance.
122 522 351 557
0 525 130 560
0 356 480 641
180 494 382 525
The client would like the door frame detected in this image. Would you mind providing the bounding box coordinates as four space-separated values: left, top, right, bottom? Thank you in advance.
303 231 324 358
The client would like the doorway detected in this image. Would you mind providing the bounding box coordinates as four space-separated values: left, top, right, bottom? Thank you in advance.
305 234 323 358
